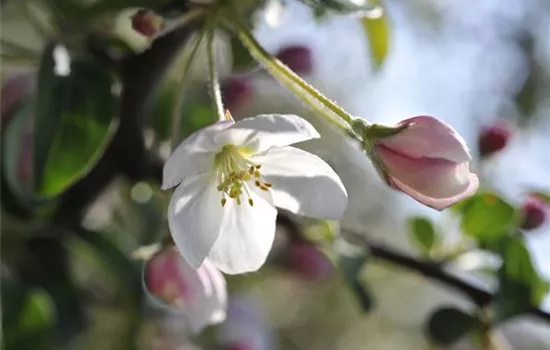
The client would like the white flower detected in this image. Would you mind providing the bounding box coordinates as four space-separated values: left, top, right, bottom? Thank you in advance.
163 114 347 274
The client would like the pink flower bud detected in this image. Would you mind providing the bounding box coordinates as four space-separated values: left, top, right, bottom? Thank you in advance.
131 9 163 38
373 116 479 210
285 243 334 281
221 76 252 112
275 45 313 75
1 73 35 119
145 248 227 333
520 196 547 231
478 121 511 157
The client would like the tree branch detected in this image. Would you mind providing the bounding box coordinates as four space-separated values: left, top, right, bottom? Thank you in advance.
342 230 550 323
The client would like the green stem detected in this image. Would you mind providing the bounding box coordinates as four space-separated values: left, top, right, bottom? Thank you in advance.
228 10 356 131
207 26 226 121
170 29 206 151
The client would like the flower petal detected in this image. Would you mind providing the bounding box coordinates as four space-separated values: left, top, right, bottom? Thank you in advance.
168 174 223 268
253 146 347 220
378 116 471 163
216 114 320 153
207 188 277 274
162 121 232 190
376 145 479 210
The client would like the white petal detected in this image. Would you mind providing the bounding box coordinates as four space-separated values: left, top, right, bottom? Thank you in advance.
162 121 232 190
216 114 320 153
253 146 348 220
207 188 277 274
168 174 223 268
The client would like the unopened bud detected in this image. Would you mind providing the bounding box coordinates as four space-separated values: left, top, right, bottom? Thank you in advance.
479 121 511 157
221 76 252 112
275 45 313 75
285 243 334 281
131 9 163 38
520 196 547 231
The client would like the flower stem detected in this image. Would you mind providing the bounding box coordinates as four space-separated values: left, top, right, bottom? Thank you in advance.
206 25 226 122
227 9 356 131
170 29 206 151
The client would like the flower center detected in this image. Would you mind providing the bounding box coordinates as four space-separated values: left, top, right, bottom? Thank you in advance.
214 145 271 207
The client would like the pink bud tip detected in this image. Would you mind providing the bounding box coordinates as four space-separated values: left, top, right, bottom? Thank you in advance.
221 77 252 111
520 197 547 231
286 243 334 281
145 249 188 307
131 9 162 37
478 121 511 157
275 45 313 75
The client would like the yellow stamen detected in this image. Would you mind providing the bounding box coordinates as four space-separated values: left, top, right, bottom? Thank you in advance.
214 144 272 207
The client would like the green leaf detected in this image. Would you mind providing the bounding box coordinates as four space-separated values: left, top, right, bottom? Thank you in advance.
460 194 516 242
361 4 390 70
34 44 116 197
408 217 436 253
338 255 372 312
1 103 33 218
496 237 549 307
72 226 142 304
427 307 477 345
230 35 256 72
3 286 55 350
493 278 532 323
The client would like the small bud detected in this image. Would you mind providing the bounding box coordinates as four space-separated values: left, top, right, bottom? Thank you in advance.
275 45 313 75
520 196 547 231
285 243 334 281
478 121 511 157
221 76 252 112
131 9 163 38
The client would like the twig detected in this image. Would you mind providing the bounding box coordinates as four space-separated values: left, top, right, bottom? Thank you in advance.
342 230 550 322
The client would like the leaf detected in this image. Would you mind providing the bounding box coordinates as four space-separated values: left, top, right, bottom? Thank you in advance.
496 237 549 307
360 3 390 70
1 103 33 219
408 217 437 253
338 255 372 312
493 278 532 323
230 35 256 72
34 44 116 197
427 307 477 345
460 193 516 242
3 285 55 350
72 226 142 304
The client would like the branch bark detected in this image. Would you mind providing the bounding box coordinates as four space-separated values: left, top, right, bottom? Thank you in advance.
343 231 550 322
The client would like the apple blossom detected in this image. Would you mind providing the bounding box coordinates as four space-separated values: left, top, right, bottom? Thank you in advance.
372 116 479 210
163 113 347 274
144 247 227 333
275 45 313 75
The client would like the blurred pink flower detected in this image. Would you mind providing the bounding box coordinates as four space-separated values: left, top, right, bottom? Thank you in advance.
479 120 511 157
285 243 334 281
218 294 275 350
221 76 253 112
373 116 479 210
145 247 227 333
520 196 547 231
1 72 34 119
275 45 313 75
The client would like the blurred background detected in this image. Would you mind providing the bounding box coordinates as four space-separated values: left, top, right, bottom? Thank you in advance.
1 0 550 349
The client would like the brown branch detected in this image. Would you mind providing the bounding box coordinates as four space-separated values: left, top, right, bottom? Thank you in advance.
343 231 550 323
